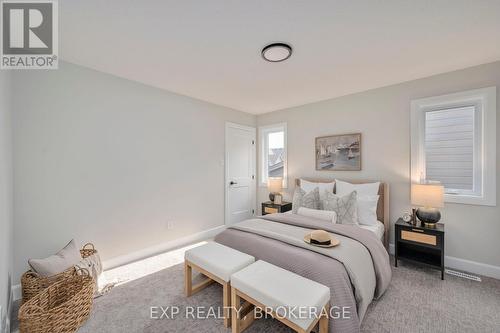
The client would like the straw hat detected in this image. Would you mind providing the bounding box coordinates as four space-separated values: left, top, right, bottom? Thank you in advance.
304 230 340 248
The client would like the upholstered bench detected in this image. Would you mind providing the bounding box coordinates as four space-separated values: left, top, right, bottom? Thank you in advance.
230 260 330 333
184 242 255 327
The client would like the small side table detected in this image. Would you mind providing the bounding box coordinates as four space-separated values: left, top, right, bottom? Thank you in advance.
395 218 445 280
261 201 292 215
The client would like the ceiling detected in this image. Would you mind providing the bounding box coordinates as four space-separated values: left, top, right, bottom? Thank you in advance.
60 1 500 114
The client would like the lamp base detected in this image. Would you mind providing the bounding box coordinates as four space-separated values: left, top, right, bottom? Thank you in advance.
269 193 275 202
416 207 441 225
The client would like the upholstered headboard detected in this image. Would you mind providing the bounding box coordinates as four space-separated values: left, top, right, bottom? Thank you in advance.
295 178 390 248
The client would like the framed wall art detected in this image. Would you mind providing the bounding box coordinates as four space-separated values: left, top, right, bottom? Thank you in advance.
315 133 361 171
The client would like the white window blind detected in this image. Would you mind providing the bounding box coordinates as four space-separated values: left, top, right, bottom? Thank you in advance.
424 106 476 193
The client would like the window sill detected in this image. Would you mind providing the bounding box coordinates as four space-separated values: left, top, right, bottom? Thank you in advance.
444 193 496 206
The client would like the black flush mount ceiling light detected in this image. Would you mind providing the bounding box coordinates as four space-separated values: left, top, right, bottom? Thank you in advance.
261 43 292 62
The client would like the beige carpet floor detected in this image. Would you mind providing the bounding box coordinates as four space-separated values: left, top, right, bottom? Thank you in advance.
13 257 500 333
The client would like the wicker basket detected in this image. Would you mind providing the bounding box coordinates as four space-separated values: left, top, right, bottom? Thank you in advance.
19 268 95 333
21 243 98 304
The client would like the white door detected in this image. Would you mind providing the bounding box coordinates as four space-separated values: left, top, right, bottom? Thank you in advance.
225 123 256 225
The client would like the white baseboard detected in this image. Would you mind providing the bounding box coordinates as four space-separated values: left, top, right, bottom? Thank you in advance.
12 285 21 304
12 225 227 301
102 225 227 270
389 243 500 280
0 305 4 333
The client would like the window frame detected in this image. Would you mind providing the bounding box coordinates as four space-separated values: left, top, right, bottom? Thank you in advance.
258 123 288 188
410 87 496 206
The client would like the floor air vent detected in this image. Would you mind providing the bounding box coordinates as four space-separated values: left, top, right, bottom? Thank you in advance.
445 269 481 282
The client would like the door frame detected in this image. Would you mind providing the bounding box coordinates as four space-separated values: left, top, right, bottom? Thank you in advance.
225 122 257 226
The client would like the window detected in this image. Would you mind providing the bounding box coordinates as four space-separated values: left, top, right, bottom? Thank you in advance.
425 106 478 195
259 123 287 187
411 87 496 206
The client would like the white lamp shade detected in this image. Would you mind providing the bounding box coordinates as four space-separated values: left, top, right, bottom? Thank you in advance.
267 177 283 193
411 183 444 208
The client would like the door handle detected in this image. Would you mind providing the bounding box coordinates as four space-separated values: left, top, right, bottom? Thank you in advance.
230 181 237 185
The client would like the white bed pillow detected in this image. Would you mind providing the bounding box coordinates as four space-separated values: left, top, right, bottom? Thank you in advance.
297 207 337 223
300 179 335 208
357 195 379 226
335 179 380 197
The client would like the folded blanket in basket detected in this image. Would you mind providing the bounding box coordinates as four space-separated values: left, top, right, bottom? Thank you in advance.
75 251 102 293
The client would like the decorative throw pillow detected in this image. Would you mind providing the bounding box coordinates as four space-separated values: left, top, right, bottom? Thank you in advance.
323 190 358 225
300 179 335 209
335 180 380 226
292 187 320 213
297 207 337 223
28 239 81 277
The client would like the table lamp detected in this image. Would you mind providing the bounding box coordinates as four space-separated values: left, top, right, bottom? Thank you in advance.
411 183 444 226
267 177 283 203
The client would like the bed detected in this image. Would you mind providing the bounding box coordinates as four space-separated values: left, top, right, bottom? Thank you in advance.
214 179 392 333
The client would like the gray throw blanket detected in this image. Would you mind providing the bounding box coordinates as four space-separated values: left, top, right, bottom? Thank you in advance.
262 213 392 298
214 213 392 333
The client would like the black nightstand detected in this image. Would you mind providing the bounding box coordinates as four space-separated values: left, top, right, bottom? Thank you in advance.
395 218 445 280
261 201 292 215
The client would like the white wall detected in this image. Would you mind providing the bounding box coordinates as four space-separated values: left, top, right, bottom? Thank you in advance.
10 59 500 288
12 61 255 283
257 61 500 269
0 71 13 330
